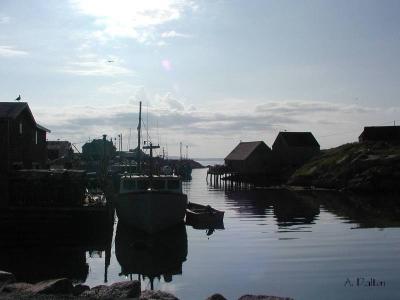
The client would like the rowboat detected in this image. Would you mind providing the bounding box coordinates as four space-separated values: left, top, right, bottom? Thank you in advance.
185 202 224 227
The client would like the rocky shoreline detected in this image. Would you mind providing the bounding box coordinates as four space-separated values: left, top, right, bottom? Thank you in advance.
289 141 400 193
0 271 293 300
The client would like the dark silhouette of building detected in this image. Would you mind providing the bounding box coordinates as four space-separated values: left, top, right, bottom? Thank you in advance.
47 141 72 160
82 138 116 161
359 126 400 143
0 102 50 172
272 132 320 167
225 141 272 174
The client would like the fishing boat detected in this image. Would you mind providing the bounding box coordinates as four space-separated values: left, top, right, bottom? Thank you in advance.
185 202 224 227
116 172 187 233
115 101 188 234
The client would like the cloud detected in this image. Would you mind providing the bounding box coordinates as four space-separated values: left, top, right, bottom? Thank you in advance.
70 0 196 43
161 30 190 38
33 100 398 156
0 45 28 57
0 15 10 24
62 54 133 76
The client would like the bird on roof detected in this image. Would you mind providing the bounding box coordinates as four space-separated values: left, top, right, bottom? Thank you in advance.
15 94 21 101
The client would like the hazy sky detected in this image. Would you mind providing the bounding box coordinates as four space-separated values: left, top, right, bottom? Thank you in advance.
1 0 400 157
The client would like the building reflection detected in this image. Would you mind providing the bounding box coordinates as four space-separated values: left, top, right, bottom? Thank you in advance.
225 189 320 228
225 187 400 229
115 222 187 290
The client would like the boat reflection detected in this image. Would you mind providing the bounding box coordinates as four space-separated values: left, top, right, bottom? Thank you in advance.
115 222 187 289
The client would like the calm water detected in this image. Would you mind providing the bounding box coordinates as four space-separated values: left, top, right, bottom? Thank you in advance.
1 168 400 300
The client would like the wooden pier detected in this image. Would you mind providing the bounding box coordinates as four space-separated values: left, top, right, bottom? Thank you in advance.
206 165 254 189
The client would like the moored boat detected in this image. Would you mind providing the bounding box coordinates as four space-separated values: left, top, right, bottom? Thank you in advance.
115 101 188 234
116 174 188 234
186 202 224 227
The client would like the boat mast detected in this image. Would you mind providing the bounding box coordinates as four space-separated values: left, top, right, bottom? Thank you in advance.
137 101 142 172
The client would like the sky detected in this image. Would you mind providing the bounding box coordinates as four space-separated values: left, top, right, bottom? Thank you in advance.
1 0 400 158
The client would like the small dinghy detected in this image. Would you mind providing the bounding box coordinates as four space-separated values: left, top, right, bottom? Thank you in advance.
186 202 224 227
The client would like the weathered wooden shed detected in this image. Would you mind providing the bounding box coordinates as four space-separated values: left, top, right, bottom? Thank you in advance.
0 102 50 172
224 141 272 174
359 126 400 143
272 132 320 167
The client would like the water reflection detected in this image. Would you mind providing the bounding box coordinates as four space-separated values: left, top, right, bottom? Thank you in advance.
0 216 114 283
225 189 320 227
224 187 400 229
115 222 187 289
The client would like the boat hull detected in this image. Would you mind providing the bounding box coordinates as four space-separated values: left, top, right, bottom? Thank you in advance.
115 191 187 234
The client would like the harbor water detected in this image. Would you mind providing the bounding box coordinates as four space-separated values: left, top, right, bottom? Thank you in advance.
1 168 400 299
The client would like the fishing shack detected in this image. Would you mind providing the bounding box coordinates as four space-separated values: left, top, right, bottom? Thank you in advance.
225 141 273 174
359 126 400 143
272 131 320 168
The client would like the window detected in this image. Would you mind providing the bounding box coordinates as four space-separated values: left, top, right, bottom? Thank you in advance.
19 122 22 134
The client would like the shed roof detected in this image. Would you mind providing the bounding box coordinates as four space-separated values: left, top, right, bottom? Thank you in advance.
225 141 270 161
274 132 319 148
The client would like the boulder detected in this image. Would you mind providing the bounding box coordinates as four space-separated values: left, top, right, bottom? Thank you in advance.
238 295 294 300
140 290 179 300
0 271 15 292
206 293 227 300
0 271 15 284
2 282 33 293
82 280 141 299
31 278 73 295
72 284 90 296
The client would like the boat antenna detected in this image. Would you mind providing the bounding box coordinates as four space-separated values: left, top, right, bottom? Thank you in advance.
137 101 142 171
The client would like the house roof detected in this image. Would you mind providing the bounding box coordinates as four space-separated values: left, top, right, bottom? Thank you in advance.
359 126 400 141
36 123 51 133
0 102 31 119
225 141 270 161
0 102 51 133
274 132 320 148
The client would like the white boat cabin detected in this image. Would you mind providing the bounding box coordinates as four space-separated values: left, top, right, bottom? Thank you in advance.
120 175 183 194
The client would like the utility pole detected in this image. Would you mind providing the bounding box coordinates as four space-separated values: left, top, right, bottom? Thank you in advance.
180 142 182 160
186 145 188 160
137 101 142 172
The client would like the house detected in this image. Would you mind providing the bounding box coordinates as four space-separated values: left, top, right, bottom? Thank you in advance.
359 126 400 143
47 141 72 160
272 132 320 167
0 102 50 172
224 141 272 174
82 136 116 161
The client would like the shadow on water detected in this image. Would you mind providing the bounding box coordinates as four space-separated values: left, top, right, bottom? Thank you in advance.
115 222 187 290
0 212 115 283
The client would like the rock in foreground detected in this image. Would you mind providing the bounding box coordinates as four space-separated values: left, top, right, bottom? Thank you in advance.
81 281 140 299
238 295 294 300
